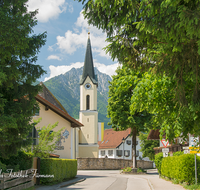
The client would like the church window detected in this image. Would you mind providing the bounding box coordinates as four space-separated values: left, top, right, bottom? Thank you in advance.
87 134 89 138
87 118 89 122
86 95 90 110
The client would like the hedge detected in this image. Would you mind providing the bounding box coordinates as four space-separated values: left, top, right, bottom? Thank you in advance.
161 154 200 184
154 152 163 174
40 158 77 184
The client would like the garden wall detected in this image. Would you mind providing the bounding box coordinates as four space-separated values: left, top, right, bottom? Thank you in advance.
77 158 153 170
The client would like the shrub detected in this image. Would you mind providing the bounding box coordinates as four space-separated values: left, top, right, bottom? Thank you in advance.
154 152 163 174
0 161 6 172
122 167 132 172
173 151 184 156
0 151 33 172
40 158 77 184
161 154 200 184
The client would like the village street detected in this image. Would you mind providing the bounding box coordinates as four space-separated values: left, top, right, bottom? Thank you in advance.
57 170 185 190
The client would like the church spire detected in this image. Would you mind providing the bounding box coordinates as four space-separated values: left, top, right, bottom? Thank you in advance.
80 32 98 85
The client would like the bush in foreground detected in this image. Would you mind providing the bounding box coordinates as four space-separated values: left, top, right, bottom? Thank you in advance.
40 158 77 184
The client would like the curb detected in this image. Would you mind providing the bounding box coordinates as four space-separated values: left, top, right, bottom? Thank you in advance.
59 178 86 188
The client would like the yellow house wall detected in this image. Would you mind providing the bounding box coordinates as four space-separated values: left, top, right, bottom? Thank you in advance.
80 76 97 111
32 102 74 159
78 145 98 158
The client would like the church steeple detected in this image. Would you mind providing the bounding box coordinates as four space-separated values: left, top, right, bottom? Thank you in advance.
80 32 98 85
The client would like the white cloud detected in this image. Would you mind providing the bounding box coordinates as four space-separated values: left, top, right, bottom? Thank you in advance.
48 46 54 51
44 62 119 82
94 62 119 77
54 11 110 58
47 55 61 61
27 0 70 22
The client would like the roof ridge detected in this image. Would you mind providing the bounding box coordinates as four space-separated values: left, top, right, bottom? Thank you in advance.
39 82 68 114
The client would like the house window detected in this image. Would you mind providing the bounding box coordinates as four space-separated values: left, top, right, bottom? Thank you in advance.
101 150 105 156
136 141 138 145
86 95 90 110
32 107 39 116
108 150 113 156
126 140 131 145
116 150 122 157
124 150 130 157
136 150 139 157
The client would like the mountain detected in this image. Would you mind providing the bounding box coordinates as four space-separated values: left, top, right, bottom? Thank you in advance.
44 67 112 129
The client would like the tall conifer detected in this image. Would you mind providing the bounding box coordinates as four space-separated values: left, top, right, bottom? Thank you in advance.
0 0 47 158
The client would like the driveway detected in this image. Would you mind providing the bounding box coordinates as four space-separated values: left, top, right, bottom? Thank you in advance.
58 170 185 190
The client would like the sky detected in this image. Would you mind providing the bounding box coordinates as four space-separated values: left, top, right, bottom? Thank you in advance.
26 0 119 82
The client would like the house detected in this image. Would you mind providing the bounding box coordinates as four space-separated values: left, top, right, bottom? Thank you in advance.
98 128 150 161
33 82 83 159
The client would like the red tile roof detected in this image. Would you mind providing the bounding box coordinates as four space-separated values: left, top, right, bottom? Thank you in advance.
98 128 131 149
147 129 165 140
36 94 83 127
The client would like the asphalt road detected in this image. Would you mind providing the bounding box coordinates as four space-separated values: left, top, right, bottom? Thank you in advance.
58 170 185 190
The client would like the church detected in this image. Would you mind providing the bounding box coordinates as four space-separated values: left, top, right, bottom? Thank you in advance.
33 32 100 159
76 32 99 158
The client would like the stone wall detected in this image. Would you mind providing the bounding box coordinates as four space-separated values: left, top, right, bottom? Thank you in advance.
77 158 153 170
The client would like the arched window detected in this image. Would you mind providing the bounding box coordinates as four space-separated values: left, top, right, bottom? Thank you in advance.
86 95 90 110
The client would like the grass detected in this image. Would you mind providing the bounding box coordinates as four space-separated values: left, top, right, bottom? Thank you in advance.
23 187 35 190
161 175 200 190
183 183 200 190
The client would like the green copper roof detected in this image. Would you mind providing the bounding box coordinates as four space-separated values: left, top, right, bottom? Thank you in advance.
80 35 98 85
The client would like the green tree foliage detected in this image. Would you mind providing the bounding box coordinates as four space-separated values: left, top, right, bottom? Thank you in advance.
131 71 200 141
78 0 200 105
77 0 200 139
139 132 159 161
0 0 47 158
33 121 64 158
107 66 151 167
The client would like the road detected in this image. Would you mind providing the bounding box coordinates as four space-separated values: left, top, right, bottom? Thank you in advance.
58 170 185 190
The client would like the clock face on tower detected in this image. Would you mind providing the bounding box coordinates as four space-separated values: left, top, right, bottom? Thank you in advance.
85 83 91 89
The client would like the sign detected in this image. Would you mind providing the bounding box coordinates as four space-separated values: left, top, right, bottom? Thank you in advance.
161 139 169 148
162 148 169 153
190 137 199 147
189 147 200 154
184 149 189 154
163 152 168 157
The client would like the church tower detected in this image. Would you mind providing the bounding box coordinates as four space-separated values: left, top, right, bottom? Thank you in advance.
78 32 99 158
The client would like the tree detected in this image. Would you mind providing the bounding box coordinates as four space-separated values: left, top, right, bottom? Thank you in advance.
139 132 159 161
130 71 200 141
32 121 64 158
77 0 200 139
107 66 151 168
0 0 47 158
77 0 200 106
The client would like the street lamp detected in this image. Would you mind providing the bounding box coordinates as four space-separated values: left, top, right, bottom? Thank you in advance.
122 137 125 159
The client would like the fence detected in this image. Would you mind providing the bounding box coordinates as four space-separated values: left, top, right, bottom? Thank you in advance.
0 169 34 190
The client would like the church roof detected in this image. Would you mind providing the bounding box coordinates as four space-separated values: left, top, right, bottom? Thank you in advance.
80 33 98 85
